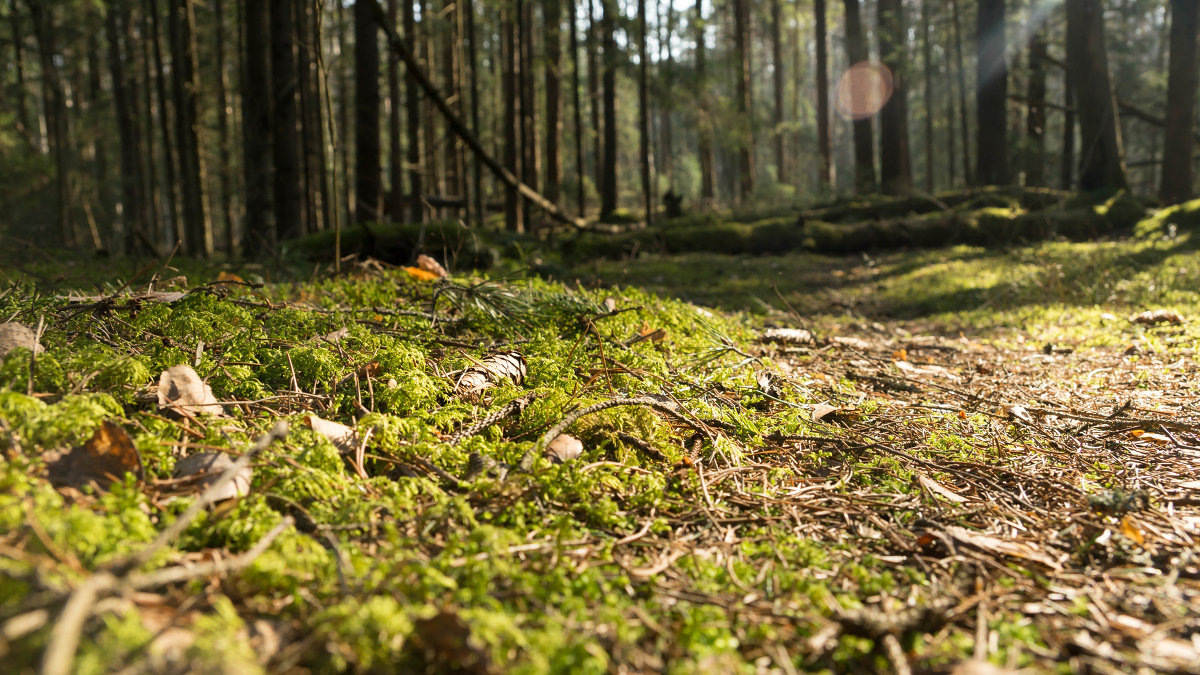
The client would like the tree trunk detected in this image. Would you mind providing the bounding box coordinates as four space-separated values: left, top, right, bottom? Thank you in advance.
445 0 465 216
296 0 326 234
356 0 382 224
403 0 424 223
519 0 538 229
241 0 272 256
84 12 110 234
568 0 586 215
269 0 300 243
502 3 522 231
659 0 676 189
1060 76 1075 190
171 0 212 255
106 0 151 255
637 0 652 224
814 0 831 188
950 0 971 183
1065 0 1127 192
696 0 715 204
544 0 563 207
877 0 912 195
599 0 618 219
1025 15 1047 187
975 0 1008 186
214 0 236 251
921 0 935 192
1160 0 1198 204
336 0 354 221
843 0 875 193
773 0 789 186
27 0 75 247
587 0 602 198
464 0 484 226
733 0 754 202
9 1 36 150
387 0 403 220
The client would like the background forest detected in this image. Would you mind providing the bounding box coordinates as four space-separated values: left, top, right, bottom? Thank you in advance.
0 0 1196 259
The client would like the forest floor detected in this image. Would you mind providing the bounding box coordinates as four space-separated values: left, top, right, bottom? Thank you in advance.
3 199 1200 674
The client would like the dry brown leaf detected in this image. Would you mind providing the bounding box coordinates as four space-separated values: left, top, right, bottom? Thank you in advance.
0 322 44 358
546 434 584 463
1131 309 1185 325
315 327 351 344
217 271 245 283
1006 405 1033 424
917 474 968 503
305 414 360 454
1119 516 1146 545
47 420 144 493
157 365 226 417
812 404 840 423
402 266 443 282
944 525 1064 571
416 254 449 278
603 297 617 313
172 452 252 503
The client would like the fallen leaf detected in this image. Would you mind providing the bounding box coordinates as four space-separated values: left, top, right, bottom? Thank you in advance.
172 452 252 503
893 348 908 361
304 414 360 454
546 434 583 463
157 365 226 417
944 525 1064 571
0 322 44 358
812 404 840 423
918 474 968 503
1120 516 1146 546
1006 405 1033 424
761 327 814 345
1131 309 1185 325
47 420 144 493
217 271 245 283
603 297 617 313
315 327 351 344
416 254 449 278
402 266 443 282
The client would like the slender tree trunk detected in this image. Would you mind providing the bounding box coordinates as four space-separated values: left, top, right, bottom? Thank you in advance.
141 0 162 243
544 0 563 207
1160 0 1198 204
1025 16 1047 187
587 0 602 196
659 0 676 188
336 0 354 221
422 0 442 217
295 0 324 234
814 0 830 188
877 0 912 195
518 0 538 228
403 0 423 223
695 0 715 204
107 0 150 255
269 0 300 242
946 64 957 187
637 0 652 224
241 0 272 255
1065 0 1127 192
921 0 935 192
214 0 236 251
1060 76 1075 190
27 0 75 246
733 0 754 202
446 0 465 213
568 0 586 215
843 0 875 193
950 0 972 183
9 1 36 150
356 0 382 224
975 0 1008 186
387 0 403 220
171 0 212 255
599 0 618 218
771 0 787 186
502 3 522 231
85 14 110 234
464 0 484 226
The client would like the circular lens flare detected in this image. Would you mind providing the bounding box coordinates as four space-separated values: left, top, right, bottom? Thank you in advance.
835 61 894 120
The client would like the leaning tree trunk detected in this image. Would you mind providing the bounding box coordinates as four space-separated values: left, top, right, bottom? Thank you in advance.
877 0 912 195
975 0 1008 186
843 0 875 194
1160 0 1198 204
1065 0 1127 192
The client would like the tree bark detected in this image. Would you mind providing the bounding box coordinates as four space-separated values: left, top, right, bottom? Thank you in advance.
950 0 971 183
27 0 75 246
1160 0 1198 204
637 0 652 224
773 0 790 186
403 0 423 224
1025 15 1047 187
921 0 935 192
568 0 586 215
814 0 831 188
544 0 563 207
502 1 522 231
269 0 300 243
241 0 272 256
1065 0 1127 192
214 0 236 251
355 0 382 224
9 1 36 150
464 0 484 226
733 0 754 202
387 0 403 220
1060 75 1075 190
975 0 1008 186
106 0 151 254
877 0 912 195
587 0 602 198
599 0 618 219
695 0 715 204
843 0 875 193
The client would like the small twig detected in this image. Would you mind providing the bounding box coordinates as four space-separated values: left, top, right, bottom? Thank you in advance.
446 394 533 445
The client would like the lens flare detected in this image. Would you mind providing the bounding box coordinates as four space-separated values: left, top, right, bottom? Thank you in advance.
835 61 894 120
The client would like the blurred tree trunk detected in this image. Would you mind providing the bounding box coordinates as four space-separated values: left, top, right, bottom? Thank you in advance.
27 0 75 246
544 0 563 207
422 0 441 218
336 0 354 221
1065 0 1127 192
106 0 151 254
464 0 484 226
355 0 382 225
241 0 272 256
599 0 618 218
658 0 676 189
502 3 522 231
10 2 36 150
814 0 830 188
85 12 110 231
213 0 236 251
1160 0 1198 204
1024 16 1047 187
695 0 715 204
519 0 538 228
170 0 213 256
842 0 875 193
140 0 161 243
404 0 423 223
772 0 787 186
269 0 300 243
877 0 912 195
1060 76 1075 190
921 0 934 192
733 0 754 202
587 0 601 198
975 0 1008 186
387 0 403 220
445 0 465 215
637 0 652 224
568 0 586 215
950 0 971 183
296 0 326 234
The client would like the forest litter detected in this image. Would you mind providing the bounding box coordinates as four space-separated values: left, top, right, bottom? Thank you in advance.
2 250 1200 674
